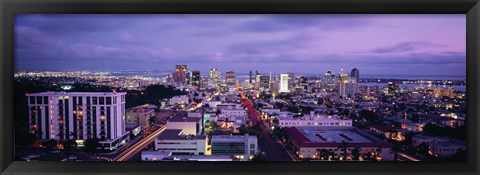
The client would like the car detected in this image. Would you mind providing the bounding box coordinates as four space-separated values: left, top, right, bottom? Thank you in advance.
68 155 77 160
51 150 61 154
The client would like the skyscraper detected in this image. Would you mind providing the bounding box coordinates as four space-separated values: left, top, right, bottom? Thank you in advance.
225 71 236 87
173 70 187 87
350 68 360 96
249 70 253 84
338 73 349 98
324 70 335 86
175 65 189 85
209 68 220 87
287 72 295 90
259 75 270 91
192 70 201 86
280 74 290 93
299 76 308 91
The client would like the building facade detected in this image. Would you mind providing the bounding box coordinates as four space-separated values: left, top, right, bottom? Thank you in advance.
26 91 129 149
211 134 258 160
154 129 207 155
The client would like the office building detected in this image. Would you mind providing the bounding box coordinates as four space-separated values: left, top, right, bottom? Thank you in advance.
175 65 190 84
324 70 335 86
209 68 221 87
287 72 296 90
286 126 394 161
154 129 207 155
338 73 349 98
259 75 270 91
225 71 236 87
191 70 201 86
167 111 202 135
276 112 352 128
26 91 129 150
280 74 290 93
299 76 308 91
172 70 187 87
211 134 258 160
350 68 360 96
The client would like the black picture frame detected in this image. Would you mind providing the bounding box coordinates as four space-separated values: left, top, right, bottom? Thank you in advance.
1 0 479 175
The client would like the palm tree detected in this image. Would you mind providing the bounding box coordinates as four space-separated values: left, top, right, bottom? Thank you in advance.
338 141 349 160
351 147 361 160
390 145 402 161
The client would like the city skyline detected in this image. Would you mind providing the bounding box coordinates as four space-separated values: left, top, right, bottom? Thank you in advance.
15 14 466 75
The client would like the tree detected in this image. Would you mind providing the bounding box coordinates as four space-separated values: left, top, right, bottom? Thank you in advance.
351 147 361 160
64 140 78 156
338 140 349 160
84 138 100 154
417 142 430 156
360 110 379 124
44 139 58 149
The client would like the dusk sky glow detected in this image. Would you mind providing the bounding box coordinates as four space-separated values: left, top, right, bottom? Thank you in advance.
15 14 466 76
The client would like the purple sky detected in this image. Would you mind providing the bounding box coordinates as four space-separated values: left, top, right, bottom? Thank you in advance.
14 14 466 76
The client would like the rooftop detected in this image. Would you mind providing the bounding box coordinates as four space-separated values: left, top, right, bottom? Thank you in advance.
157 129 206 140
168 111 201 122
26 91 125 96
285 126 392 148
211 134 257 142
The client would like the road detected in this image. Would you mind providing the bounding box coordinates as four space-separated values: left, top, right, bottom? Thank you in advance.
236 83 293 161
113 126 166 161
397 152 420 161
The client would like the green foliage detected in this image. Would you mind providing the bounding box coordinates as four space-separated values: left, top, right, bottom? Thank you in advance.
84 138 100 154
238 124 262 138
44 139 58 149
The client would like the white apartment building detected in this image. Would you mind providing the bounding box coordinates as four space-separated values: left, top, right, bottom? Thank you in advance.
26 91 129 149
211 134 258 160
276 112 352 128
154 129 207 155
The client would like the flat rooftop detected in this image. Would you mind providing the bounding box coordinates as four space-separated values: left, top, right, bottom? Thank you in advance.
157 129 206 140
168 111 201 122
211 134 256 142
286 126 391 148
26 91 125 96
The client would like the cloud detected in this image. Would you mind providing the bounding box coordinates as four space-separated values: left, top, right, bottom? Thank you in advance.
372 41 445 53
192 15 372 37
15 26 64 49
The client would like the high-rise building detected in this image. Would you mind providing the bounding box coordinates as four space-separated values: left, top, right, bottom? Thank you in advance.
338 73 349 98
259 75 270 91
192 70 201 86
324 70 335 86
249 70 253 84
299 76 308 91
172 70 187 87
209 68 220 87
350 68 360 96
176 65 190 84
280 74 289 93
26 92 129 149
225 71 236 87
287 72 295 90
